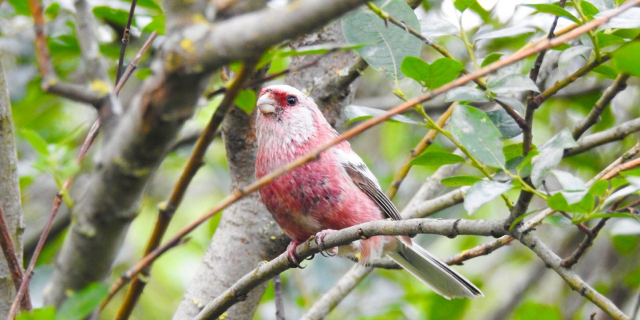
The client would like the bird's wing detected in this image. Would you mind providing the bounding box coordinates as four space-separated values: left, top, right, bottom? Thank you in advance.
336 148 402 221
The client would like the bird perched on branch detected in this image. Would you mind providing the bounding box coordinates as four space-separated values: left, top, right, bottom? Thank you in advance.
254 84 482 299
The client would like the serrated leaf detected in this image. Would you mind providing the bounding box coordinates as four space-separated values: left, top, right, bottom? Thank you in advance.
488 74 539 94
481 53 503 67
342 0 422 81
454 0 476 12
486 109 522 139
558 45 592 69
410 151 466 168
17 307 56 320
522 4 581 24
21 130 49 155
142 14 165 35
420 19 459 37
613 41 640 77
56 283 108 320
464 180 513 214
92 6 132 27
551 170 586 191
441 176 482 187
401 57 463 89
531 129 577 187
474 27 536 41
444 86 489 102
450 104 505 168
593 65 618 79
345 105 423 126
234 89 257 114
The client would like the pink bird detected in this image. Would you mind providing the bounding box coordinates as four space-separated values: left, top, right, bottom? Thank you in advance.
255 85 482 299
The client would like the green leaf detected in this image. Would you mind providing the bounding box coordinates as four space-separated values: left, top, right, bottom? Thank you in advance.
450 105 505 168
550 43 572 51
551 170 586 191
45 3 61 19
410 151 466 168
441 176 482 187
444 87 489 103
142 15 165 35
21 130 50 155
613 41 640 77
344 105 423 126
481 53 503 68
464 180 513 214
488 74 539 94
17 307 56 320
485 109 522 139
547 192 595 214
342 0 422 81
522 4 581 24
92 6 132 27
597 33 626 48
558 46 591 69
401 57 463 89
420 19 459 37
593 65 618 79
589 180 609 197
56 283 108 320
454 0 476 12
495 96 525 113
530 129 577 187
135 68 153 80
580 1 600 17
474 27 536 41
7 0 30 16
234 89 257 114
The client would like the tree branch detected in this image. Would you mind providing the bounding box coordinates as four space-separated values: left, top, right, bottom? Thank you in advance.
572 73 630 139
565 117 640 157
0 205 30 311
0 57 26 318
513 229 629 320
195 218 507 320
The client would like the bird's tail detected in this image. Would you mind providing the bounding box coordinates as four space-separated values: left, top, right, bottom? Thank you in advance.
386 237 483 299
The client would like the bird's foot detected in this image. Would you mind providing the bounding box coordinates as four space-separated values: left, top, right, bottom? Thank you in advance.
286 241 305 268
314 229 338 257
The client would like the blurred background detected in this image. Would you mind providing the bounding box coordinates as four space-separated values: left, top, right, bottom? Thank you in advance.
1 0 639 319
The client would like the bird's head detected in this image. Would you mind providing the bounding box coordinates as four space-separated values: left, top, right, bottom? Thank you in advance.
255 85 334 147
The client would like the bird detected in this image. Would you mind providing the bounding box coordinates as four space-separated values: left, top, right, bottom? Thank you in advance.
254 84 483 299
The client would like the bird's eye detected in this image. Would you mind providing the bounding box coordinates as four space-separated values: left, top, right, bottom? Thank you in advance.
286 95 298 106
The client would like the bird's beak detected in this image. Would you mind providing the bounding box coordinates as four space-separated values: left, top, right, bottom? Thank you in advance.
257 95 276 114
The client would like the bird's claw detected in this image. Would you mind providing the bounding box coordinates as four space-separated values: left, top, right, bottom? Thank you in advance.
286 241 305 269
314 229 338 257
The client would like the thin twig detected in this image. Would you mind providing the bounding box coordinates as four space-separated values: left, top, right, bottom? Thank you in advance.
566 117 640 157
115 0 138 84
0 204 31 311
572 73 630 139
114 32 158 96
26 0 104 106
102 5 638 307
274 274 285 320
386 103 455 199
601 157 640 180
105 60 259 316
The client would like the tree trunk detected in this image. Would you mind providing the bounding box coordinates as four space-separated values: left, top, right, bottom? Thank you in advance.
0 57 24 317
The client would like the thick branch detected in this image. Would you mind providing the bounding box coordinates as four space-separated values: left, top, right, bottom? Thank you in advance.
0 57 26 318
566 117 640 157
195 218 507 319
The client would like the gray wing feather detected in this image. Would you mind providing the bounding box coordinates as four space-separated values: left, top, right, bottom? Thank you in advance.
344 164 402 221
